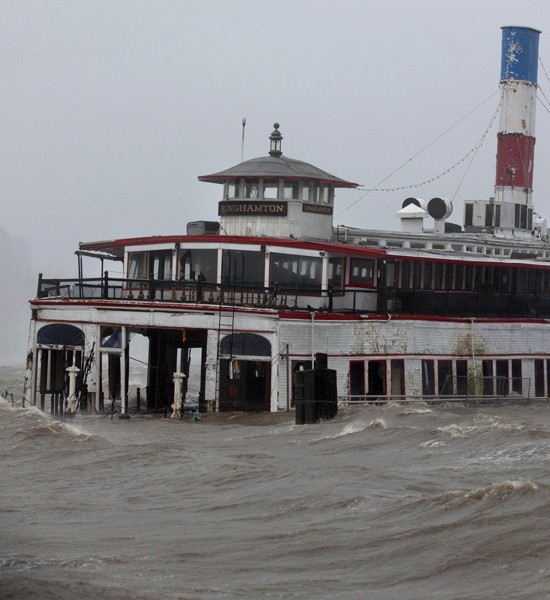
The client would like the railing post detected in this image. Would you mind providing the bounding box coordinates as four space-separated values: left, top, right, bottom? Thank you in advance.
102 271 109 299
148 274 156 300
37 273 43 298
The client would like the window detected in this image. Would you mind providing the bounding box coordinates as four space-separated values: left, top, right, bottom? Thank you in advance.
444 264 453 290
245 180 259 199
311 183 320 203
320 185 331 204
128 251 172 280
368 361 386 398
535 359 545 397
385 261 397 287
301 183 310 201
179 249 217 282
128 252 147 279
328 257 344 289
495 360 509 395
263 179 279 199
283 181 299 199
350 258 375 286
412 262 422 289
422 360 435 396
464 266 474 290
456 360 468 395
438 360 453 395
390 360 404 398
151 251 172 280
222 250 265 287
454 265 464 290
227 180 240 198
270 253 322 291
349 361 365 398
433 263 444 290
482 360 493 396
511 359 522 395
400 261 411 289
422 263 432 289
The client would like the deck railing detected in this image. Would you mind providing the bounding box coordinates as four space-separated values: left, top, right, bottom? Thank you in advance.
339 376 545 405
36 272 377 313
36 272 550 317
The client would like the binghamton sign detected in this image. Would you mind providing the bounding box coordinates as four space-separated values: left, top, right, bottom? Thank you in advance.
218 201 288 216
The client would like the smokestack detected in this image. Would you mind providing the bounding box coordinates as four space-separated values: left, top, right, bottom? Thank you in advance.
494 26 541 233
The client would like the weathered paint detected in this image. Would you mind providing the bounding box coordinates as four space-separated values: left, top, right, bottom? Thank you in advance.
495 26 540 220
501 26 540 84
495 133 535 188
499 82 537 136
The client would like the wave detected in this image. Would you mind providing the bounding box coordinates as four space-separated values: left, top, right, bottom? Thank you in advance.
16 419 92 442
306 419 384 443
432 480 539 509
0 553 124 573
398 405 434 415
435 415 525 439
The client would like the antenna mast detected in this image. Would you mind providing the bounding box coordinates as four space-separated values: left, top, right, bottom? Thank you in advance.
241 117 246 162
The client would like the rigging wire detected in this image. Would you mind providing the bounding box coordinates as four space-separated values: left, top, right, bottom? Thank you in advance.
336 89 500 219
537 92 550 115
537 58 550 114
539 57 550 84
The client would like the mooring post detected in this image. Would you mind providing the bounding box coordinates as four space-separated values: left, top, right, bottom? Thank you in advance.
65 365 81 413
171 372 186 419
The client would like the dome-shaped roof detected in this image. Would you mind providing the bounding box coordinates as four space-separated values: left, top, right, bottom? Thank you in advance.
198 123 358 188
199 154 358 188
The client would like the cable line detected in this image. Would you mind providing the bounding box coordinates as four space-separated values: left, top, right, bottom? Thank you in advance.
336 90 500 218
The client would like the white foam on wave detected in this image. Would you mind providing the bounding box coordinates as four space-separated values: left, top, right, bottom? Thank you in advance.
437 416 524 439
469 445 550 465
436 480 538 509
420 439 446 448
307 419 383 442
399 406 433 415
17 418 92 441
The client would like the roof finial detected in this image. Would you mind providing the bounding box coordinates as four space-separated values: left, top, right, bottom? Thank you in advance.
269 123 283 157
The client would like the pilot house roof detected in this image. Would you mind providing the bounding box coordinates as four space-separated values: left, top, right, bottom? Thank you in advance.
198 123 358 188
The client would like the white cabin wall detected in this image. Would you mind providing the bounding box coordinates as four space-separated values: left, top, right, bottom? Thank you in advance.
220 199 333 241
278 317 550 399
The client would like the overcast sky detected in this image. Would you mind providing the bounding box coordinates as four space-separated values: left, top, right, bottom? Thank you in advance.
1 0 550 361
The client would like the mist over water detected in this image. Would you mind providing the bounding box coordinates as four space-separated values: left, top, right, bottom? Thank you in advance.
1 366 550 600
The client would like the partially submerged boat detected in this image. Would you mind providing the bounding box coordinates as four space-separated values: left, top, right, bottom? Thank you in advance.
25 26 550 415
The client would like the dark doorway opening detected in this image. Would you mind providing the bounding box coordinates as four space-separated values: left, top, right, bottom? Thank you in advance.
219 359 271 411
368 360 386 399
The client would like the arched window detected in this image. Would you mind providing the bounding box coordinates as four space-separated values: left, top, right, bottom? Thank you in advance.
220 333 271 357
37 324 85 346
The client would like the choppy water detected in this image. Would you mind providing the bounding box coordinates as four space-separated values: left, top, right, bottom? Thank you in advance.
1 366 550 599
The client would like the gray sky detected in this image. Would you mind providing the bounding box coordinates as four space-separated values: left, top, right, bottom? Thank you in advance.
1 0 550 361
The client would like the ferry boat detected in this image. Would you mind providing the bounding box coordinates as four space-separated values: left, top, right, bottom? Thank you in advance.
25 26 550 415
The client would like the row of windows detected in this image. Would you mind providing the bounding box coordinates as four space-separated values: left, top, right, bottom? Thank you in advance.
385 259 550 295
225 178 334 204
127 250 375 290
127 249 550 297
348 358 527 399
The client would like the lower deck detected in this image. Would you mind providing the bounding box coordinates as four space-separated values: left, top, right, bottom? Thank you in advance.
25 301 550 416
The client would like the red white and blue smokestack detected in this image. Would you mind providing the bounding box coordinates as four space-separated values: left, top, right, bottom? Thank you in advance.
495 26 541 232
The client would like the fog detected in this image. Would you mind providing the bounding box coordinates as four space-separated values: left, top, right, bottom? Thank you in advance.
1 0 550 364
